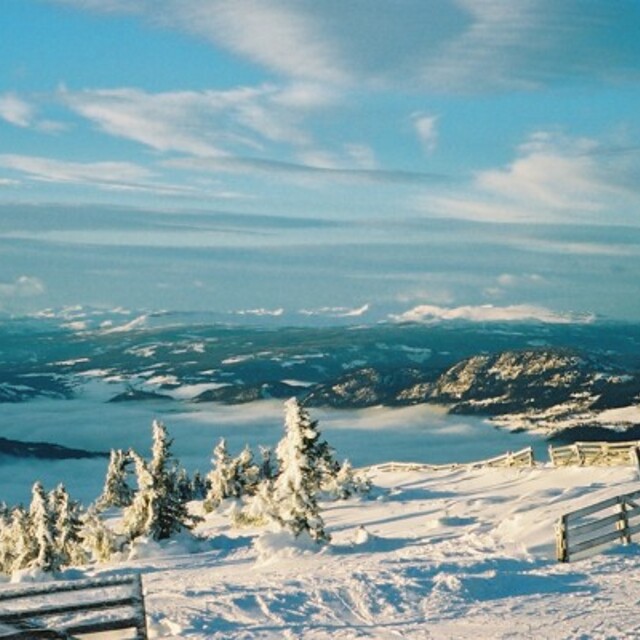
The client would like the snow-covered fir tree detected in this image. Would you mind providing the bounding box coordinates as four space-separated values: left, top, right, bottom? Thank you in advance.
0 506 19 574
81 506 120 563
232 478 279 528
204 438 242 511
205 441 263 513
272 398 330 543
258 445 277 481
122 420 196 541
28 482 60 572
176 467 193 502
323 460 372 500
236 444 261 495
97 448 135 509
50 484 87 567
191 470 209 500
4 506 31 574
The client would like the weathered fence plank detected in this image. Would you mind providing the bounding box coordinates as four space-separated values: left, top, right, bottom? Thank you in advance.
556 489 640 562
0 573 147 639
367 446 535 474
549 441 640 467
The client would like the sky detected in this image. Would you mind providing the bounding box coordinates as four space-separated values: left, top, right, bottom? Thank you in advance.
1 0 640 323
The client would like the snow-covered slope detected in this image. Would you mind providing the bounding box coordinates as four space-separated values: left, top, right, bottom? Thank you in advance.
35 464 640 639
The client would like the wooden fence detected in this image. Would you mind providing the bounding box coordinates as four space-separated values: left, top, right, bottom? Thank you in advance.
549 441 640 467
556 489 640 562
0 574 147 639
368 446 535 474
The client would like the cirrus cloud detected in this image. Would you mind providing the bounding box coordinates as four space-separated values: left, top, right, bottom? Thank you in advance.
47 1 640 91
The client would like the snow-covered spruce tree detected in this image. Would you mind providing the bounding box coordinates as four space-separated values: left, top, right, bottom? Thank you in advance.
28 482 60 572
231 477 278 528
176 466 193 502
122 420 197 541
0 505 18 574
204 438 241 512
97 448 135 509
191 470 209 500
81 506 120 563
4 506 31 574
272 398 330 543
49 484 87 567
323 460 372 500
236 444 261 496
258 445 277 481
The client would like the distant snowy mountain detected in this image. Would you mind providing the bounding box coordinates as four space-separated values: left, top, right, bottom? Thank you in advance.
2 312 640 436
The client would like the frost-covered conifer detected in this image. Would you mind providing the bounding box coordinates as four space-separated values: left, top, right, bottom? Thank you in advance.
97 449 135 509
236 445 261 496
205 441 263 512
50 484 87 567
5 506 31 574
272 398 330 543
0 506 18 574
324 460 372 500
204 438 240 511
232 478 278 528
176 467 193 502
191 470 208 500
29 482 60 572
122 421 196 541
259 445 277 481
81 506 120 563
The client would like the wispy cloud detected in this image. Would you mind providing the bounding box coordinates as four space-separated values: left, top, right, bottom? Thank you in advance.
59 83 339 158
419 132 640 224
0 92 67 133
166 155 447 186
0 153 199 195
412 113 438 153
0 93 35 127
48 1 640 90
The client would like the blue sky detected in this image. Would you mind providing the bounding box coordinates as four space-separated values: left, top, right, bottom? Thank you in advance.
1 0 640 323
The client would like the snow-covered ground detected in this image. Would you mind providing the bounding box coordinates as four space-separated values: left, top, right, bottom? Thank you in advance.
21 464 640 639
3 394 640 638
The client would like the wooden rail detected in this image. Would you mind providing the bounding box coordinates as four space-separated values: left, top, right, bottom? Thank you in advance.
367 446 535 473
0 574 147 639
556 489 640 562
549 441 640 467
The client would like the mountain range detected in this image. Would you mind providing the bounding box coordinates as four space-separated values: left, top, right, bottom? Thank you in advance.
2 310 640 441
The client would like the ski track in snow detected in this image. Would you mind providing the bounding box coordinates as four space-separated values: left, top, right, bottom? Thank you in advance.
54 465 640 639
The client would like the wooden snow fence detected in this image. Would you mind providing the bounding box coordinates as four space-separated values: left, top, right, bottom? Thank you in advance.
0 574 148 639
549 441 640 468
556 488 640 562
368 446 535 473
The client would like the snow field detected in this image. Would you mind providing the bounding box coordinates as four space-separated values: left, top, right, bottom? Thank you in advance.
81 464 640 639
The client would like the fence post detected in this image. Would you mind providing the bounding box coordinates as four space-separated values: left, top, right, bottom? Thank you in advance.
133 574 149 640
631 446 640 479
617 498 632 545
556 515 569 562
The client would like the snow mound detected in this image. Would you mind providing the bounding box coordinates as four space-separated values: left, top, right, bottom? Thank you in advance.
253 529 325 566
